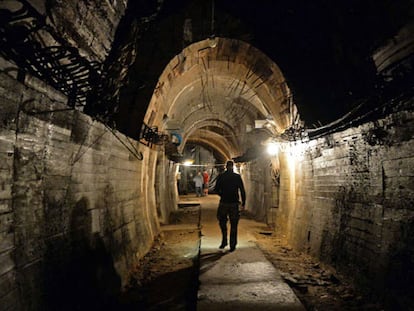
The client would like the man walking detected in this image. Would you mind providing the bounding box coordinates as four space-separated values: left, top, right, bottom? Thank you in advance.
214 161 246 252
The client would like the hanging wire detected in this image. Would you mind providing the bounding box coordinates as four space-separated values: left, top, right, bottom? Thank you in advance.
179 163 225 167
103 123 144 161
211 0 215 36
306 87 414 140
71 128 108 165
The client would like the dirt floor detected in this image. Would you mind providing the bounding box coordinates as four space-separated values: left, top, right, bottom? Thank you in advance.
122 202 386 311
252 230 385 311
120 204 201 310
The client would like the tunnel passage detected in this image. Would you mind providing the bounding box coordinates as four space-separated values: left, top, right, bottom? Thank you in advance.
1 1 413 310
145 37 301 224
144 37 299 154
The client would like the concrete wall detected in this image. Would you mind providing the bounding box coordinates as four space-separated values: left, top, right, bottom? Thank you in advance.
155 152 179 224
0 57 160 310
243 159 273 223
274 105 414 298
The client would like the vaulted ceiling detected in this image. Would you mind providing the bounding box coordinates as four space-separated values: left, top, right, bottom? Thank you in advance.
143 38 298 160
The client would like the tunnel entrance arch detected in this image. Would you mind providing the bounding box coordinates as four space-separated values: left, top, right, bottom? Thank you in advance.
144 37 297 139
144 37 298 223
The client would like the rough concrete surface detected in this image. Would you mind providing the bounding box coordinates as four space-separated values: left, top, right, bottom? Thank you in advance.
197 195 305 311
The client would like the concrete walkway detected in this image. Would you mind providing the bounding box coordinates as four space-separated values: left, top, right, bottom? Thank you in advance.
182 195 305 311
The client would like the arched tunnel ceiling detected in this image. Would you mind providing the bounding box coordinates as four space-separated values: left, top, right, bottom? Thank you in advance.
186 128 234 162
144 38 296 158
184 119 239 155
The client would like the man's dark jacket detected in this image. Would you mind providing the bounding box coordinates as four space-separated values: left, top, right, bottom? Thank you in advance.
215 170 246 205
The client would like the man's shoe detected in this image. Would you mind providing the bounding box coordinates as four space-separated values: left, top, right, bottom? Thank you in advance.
229 246 236 252
219 242 227 249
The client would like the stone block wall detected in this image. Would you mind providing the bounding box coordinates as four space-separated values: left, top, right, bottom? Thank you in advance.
155 152 180 224
0 57 159 310
276 104 414 298
243 159 273 223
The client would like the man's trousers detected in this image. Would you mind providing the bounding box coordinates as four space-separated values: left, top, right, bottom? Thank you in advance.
217 202 240 249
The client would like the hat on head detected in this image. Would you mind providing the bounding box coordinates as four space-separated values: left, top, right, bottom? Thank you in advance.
226 160 234 168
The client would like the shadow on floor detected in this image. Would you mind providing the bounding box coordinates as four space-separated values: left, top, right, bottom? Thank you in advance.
119 265 199 311
199 251 227 275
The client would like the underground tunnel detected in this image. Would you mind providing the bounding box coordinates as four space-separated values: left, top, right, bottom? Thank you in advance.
0 0 414 310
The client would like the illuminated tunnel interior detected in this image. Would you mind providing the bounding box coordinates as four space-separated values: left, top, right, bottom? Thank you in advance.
0 0 413 310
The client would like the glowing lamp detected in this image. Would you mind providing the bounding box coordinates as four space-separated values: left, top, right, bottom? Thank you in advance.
266 142 279 156
183 159 194 166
